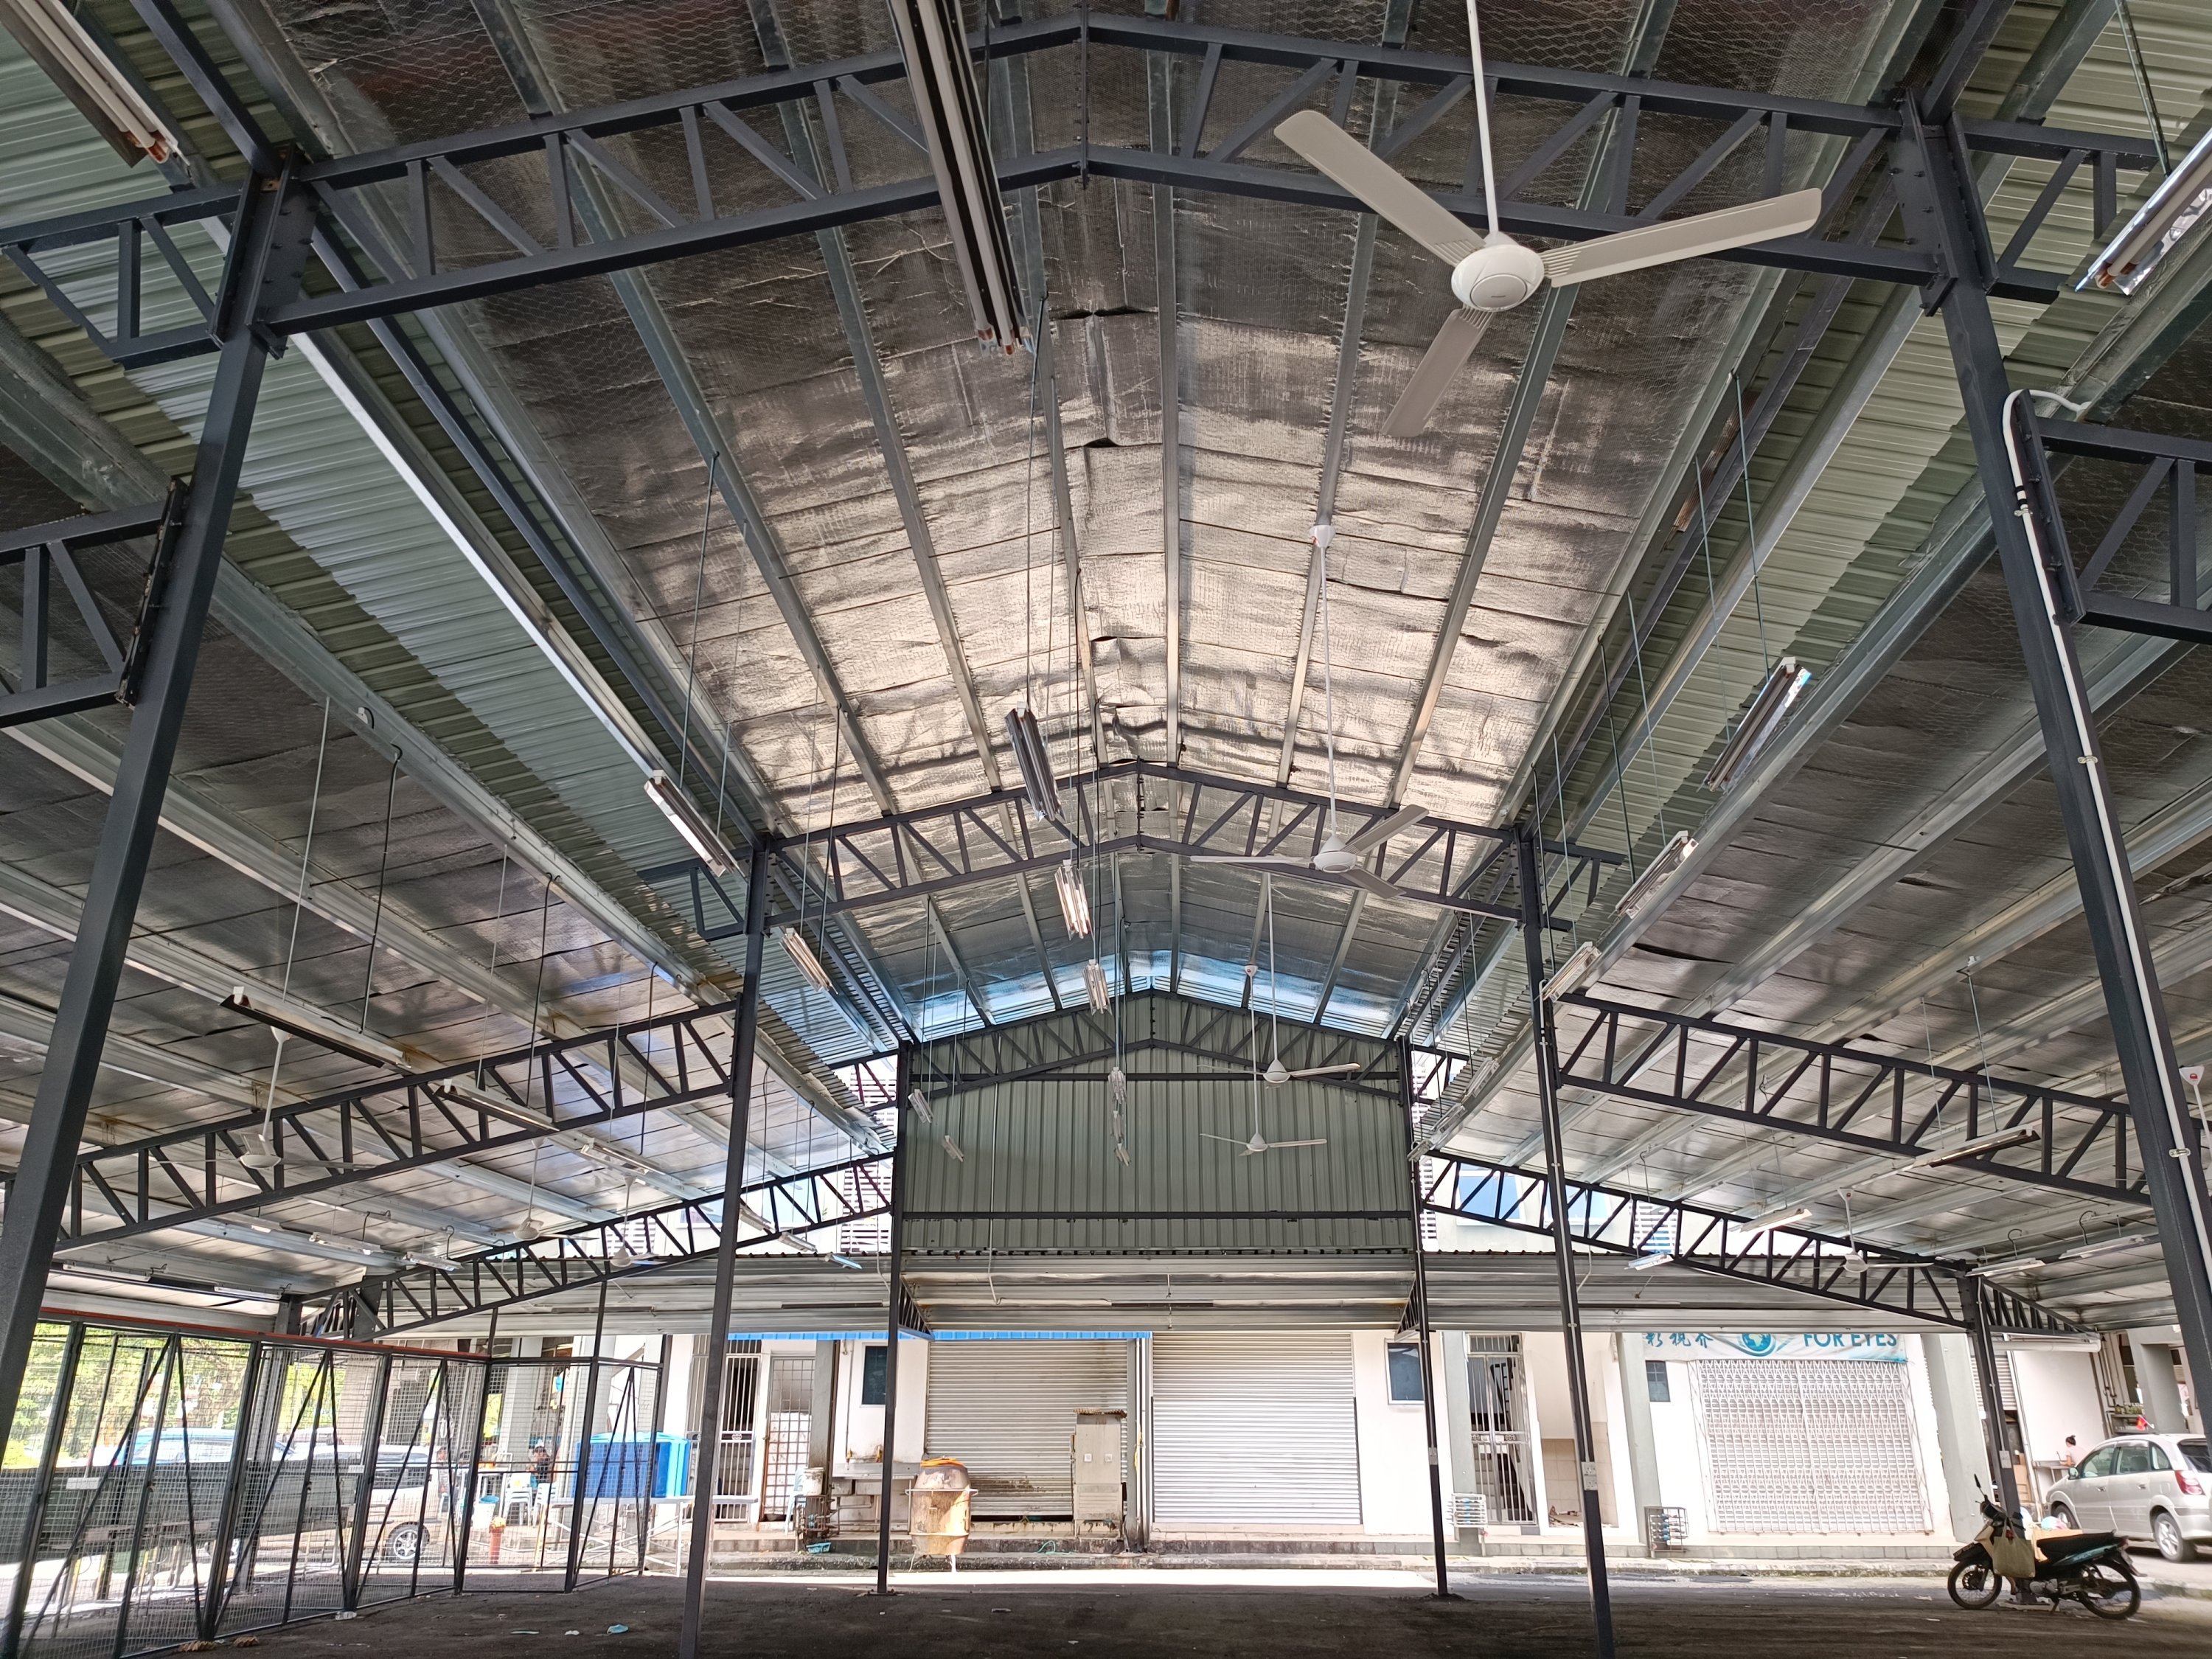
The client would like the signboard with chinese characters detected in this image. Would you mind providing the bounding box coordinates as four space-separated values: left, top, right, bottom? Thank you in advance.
1643 1332 1905 1361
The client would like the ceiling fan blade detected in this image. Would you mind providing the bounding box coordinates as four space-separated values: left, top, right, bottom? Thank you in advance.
1342 866 1405 901
1540 188 1822 288
1267 1138 1329 1150
1200 1133 1253 1147
1341 801 1431 856
1382 307 1492 439
1190 855 1305 866
1287 1063 1365 1079
1274 111 1484 267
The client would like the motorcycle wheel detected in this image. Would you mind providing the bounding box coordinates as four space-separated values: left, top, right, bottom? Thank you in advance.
1947 1559 2002 1610
2079 1560 2140 1621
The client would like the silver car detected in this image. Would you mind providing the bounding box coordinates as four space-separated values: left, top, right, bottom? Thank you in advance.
2044 1433 2211 1562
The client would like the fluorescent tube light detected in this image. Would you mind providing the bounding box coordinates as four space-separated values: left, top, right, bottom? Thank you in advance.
428 1076 549 1131
779 926 833 992
1054 857 1092 938
886 0 1024 349
643 770 737 875
1742 1206 1811 1239
1983 1256 2048 1276
906 1088 934 1125
1083 959 1112 1014
1543 941 1602 1002
941 1133 965 1163
1703 656 1812 793
1613 830 1696 918
1004 705 1062 823
224 987 407 1070
2059 1231 2155 1264
1629 1251 1674 1271
1893 1125 2042 1175
0 0 179 164
403 1251 462 1273
2082 127 2212 296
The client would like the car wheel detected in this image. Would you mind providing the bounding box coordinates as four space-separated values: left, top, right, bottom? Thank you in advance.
2153 1510 2200 1563
2048 1503 2078 1531
382 1522 425 1565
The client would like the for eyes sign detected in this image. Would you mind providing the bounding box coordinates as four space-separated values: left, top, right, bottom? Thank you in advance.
1643 1332 1905 1361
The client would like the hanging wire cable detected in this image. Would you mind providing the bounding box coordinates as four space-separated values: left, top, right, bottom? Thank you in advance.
357 749 403 1035
2114 0 2172 176
679 452 720 789
1731 372 1772 669
1621 595 1669 842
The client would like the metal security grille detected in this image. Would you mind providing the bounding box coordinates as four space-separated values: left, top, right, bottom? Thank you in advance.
1466 1338 1536 1526
1151 1334 1360 1528
1691 1360 1928 1534
758 1357 814 1521
713 1343 760 1523
922 1341 1129 1518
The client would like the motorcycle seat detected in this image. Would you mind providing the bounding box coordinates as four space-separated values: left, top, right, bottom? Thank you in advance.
2037 1529 2121 1557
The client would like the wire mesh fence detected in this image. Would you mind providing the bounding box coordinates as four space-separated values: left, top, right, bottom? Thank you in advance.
1 1318 663 1659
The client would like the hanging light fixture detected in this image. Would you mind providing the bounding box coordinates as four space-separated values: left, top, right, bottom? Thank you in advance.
779 925 834 992
1703 658 1812 793
905 1088 934 1125
1741 1206 1812 1239
644 770 739 875
1054 858 1093 937
1886 1125 2042 1176
941 1133 966 1163
1629 1251 1674 1271
2083 127 2212 296
0 0 178 163
224 986 407 1070
1004 705 1062 823
1542 942 1602 1003
1083 959 1113 1014
428 1075 550 1131
1613 830 1697 919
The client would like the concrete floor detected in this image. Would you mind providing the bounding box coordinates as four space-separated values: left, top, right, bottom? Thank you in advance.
250 1568 2212 1658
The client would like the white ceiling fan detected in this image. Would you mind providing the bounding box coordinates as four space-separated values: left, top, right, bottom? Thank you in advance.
1253 876 1363 1088
1206 1040 1329 1158
1275 1 1823 438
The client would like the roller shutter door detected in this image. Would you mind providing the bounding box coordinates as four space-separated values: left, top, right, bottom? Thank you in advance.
1691 1359 1927 1533
922 1340 1127 1517
1152 1333 1361 1527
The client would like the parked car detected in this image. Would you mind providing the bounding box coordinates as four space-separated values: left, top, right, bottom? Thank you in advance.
2043 1433 2211 1562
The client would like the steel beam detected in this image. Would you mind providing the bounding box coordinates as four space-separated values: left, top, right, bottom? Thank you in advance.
872 1047 911 1596
46 999 748 1247
1903 100 2212 1433
0 169 310 1454
1 22 2155 359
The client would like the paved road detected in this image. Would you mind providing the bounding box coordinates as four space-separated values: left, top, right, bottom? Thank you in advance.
254 1566 2212 1658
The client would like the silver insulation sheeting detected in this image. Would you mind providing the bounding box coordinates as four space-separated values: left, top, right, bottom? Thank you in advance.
229 0 1904 1028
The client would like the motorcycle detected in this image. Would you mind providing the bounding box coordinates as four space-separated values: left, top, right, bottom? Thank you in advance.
1948 1490 2139 1620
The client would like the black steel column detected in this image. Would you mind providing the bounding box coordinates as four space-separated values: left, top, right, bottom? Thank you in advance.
1397 1038 1456 1600
0 175 310 1453
872 1047 914 1596
678 846 769 1659
1517 832 1616 1659
1905 102 2212 1408
1962 1276 2023 1518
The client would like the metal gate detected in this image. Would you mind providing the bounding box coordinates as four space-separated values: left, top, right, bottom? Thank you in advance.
1150 1334 1360 1528
922 1340 1129 1519
1691 1358 1928 1533
1465 1336 1537 1526
1 1317 660 1659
